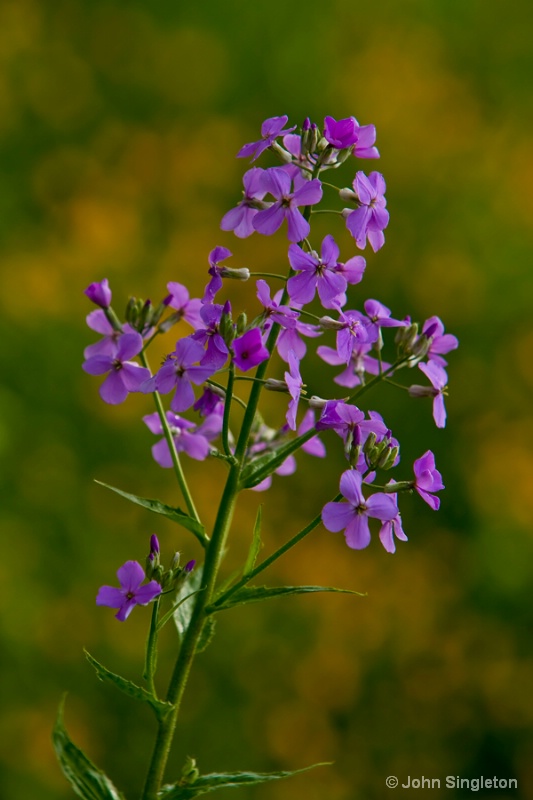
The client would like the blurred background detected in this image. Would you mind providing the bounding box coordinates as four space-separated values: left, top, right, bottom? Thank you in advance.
1 0 533 798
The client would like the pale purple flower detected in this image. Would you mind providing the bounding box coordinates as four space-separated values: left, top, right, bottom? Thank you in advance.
165 282 203 328
143 410 222 466
298 408 326 458
378 490 407 553
237 115 296 161
322 469 398 550
193 387 224 417
422 316 459 367
287 235 349 309
84 310 121 358
332 309 371 363
285 350 304 430
233 328 270 371
253 168 323 243
84 278 112 309
345 171 389 252
96 560 161 622
220 168 267 238
363 299 405 339
203 247 233 303
82 332 150 404
409 361 448 428
256 280 298 329
412 450 444 510
317 343 386 388
144 337 216 413
191 303 230 370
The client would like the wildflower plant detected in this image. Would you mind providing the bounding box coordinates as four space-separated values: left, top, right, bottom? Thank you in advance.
54 114 459 799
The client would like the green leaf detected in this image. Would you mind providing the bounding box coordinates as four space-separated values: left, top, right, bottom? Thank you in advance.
242 505 263 577
174 567 204 641
84 651 173 722
95 481 208 546
53 696 126 800
195 617 216 654
158 762 331 799
212 584 365 612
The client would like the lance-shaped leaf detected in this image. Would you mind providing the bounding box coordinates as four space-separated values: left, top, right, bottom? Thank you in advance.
174 567 204 641
242 505 263 577
158 762 331 799
53 697 126 800
209 584 365 613
95 481 208 547
84 651 173 722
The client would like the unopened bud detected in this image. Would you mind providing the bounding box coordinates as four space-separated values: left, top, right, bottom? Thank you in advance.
301 119 319 155
363 432 377 455
236 311 247 336
264 378 289 393
308 395 328 409
184 560 196 573
220 266 250 282
410 335 431 359
181 756 199 785
270 140 292 163
319 315 345 331
379 445 399 470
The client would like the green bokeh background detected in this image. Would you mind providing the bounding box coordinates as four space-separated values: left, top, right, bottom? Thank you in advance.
1 1 533 798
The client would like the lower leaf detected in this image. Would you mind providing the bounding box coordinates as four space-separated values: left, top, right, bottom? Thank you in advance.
53 696 125 800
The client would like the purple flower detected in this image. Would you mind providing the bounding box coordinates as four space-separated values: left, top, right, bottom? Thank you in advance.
256 280 298 329
237 115 296 161
322 470 398 550
82 332 150 404
287 235 349 309
317 343 386 388
193 386 224 417
233 328 270 371
220 168 267 238
191 302 230 371
84 278 112 309
329 309 370 363
323 115 360 149
165 282 203 328
412 450 444 510
144 337 217 413
298 408 326 459
203 247 233 303
143 410 222 465
378 490 408 553
253 168 323 243
344 171 389 252
96 561 161 622
84 310 121 358
285 350 304 430
422 316 459 367
408 361 448 428
363 299 405 338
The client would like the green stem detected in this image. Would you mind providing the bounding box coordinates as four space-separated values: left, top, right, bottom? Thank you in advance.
249 272 287 282
208 495 342 611
222 363 234 457
139 351 201 524
143 598 160 696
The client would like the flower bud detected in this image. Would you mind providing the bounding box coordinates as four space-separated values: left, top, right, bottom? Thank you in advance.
379 445 399 470
181 756 199 785
308 395 328 409
270 140 292 163
220 266 251 282
264 378 289 393
319 315 345 331
84 278 112 309
236 311 247 336
184 560 196 573
150 534 160 555
302 119 319 155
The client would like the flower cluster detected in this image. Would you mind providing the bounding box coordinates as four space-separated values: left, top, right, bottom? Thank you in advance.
83 112 459 597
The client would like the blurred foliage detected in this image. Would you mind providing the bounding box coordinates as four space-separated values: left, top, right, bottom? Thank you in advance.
1 0 533 798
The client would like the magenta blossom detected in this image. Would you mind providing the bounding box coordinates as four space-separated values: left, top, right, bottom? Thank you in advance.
143 337 216 413
422 316 459 367
412 450 444 510
287 235 357 309
203 247 233 303
143 410 222 466
322 469 398 550
344 171 389 252
409 361 448 428
96 561 161 622
323 116 379 158
237 115 296 161
233 328 270 371
284 350 304 430
165 282 203 328
84 278 112 309
256 280 298 329
253 168 323 243
378 489 408 554
82 332 150 404
220 168 267 238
